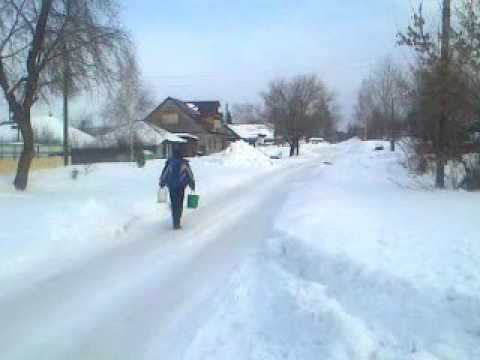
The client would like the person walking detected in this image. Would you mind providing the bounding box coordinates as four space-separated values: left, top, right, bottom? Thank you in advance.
159 146 195 229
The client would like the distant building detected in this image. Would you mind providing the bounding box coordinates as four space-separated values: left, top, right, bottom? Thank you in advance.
71 120 185 164
0 114 96 172
144 97 235 156
226 123 275 146
0 114 94 147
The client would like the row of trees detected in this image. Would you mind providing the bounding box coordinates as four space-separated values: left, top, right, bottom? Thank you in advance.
351 0 480 188
232 75 340 157
262 74 339 156
353 57 409 151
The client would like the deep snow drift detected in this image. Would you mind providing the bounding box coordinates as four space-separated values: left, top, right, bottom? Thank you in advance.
1 139 479 360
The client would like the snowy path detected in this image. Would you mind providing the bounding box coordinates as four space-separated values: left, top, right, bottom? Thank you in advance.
1 142 479 360
0 161 310 360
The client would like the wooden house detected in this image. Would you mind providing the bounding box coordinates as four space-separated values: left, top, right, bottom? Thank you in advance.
144 97 235 156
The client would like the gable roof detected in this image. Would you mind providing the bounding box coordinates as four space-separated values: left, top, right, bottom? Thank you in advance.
184 101 221 118
144 97 228 135
168 97 202 119
143 97 200 125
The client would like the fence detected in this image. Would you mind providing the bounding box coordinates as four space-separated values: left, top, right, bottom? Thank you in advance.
71 144 167 165
0 143 63 159
0 143 64 174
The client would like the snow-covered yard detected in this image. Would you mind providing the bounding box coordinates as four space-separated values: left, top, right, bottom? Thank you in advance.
0 139 479 360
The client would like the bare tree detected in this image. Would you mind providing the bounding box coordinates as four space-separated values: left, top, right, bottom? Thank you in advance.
0 0 130 190
354 78 376 140
373 58 409 151
308 90 339 142
231 103 263 124
353 58 408 150
101 50 155 161
262 74 333 156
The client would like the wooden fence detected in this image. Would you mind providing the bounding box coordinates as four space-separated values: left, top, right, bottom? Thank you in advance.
0 143 64 174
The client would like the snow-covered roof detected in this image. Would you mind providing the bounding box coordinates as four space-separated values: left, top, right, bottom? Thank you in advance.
174 133 200 140
0 115 94 147
90 121 186 148
227 124 274 140
185 103 200 113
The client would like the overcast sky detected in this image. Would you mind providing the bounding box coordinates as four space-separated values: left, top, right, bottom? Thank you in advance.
2 0 444 126
116 0 437 124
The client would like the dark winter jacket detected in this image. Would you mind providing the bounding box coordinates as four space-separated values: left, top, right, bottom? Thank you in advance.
160 158 195 191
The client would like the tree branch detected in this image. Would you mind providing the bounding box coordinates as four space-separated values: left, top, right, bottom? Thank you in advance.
24 0 53 107
7 0 35 36
0 0 26 53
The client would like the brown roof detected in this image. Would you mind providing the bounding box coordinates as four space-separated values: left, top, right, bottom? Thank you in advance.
144 97 228 135
185 101 221 118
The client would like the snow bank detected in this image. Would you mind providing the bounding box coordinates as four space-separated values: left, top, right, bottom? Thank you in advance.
210 141 273 168
276 139 480 296
270 139 480 359
185 251 378 360
0 155 269 287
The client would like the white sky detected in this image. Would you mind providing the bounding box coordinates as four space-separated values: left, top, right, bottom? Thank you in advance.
1 0 449 127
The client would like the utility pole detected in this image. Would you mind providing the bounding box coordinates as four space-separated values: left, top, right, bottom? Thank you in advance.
390 97 395 152
436 0 451 188
63 60 69 166
364 116 368 141
63 2 71 167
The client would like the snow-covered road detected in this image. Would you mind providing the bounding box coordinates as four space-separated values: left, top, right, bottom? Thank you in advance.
0 159 312 360
1 140 479 360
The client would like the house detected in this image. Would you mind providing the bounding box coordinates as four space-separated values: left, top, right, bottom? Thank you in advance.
0 114 95 147
0 114 99 173
143 97 234 156
71 120 185 164
226 123 275 146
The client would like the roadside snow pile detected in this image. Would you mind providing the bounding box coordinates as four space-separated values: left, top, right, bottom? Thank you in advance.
301 141 332 157
185 250 378 360
211 141 273 168
271 139 480 359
